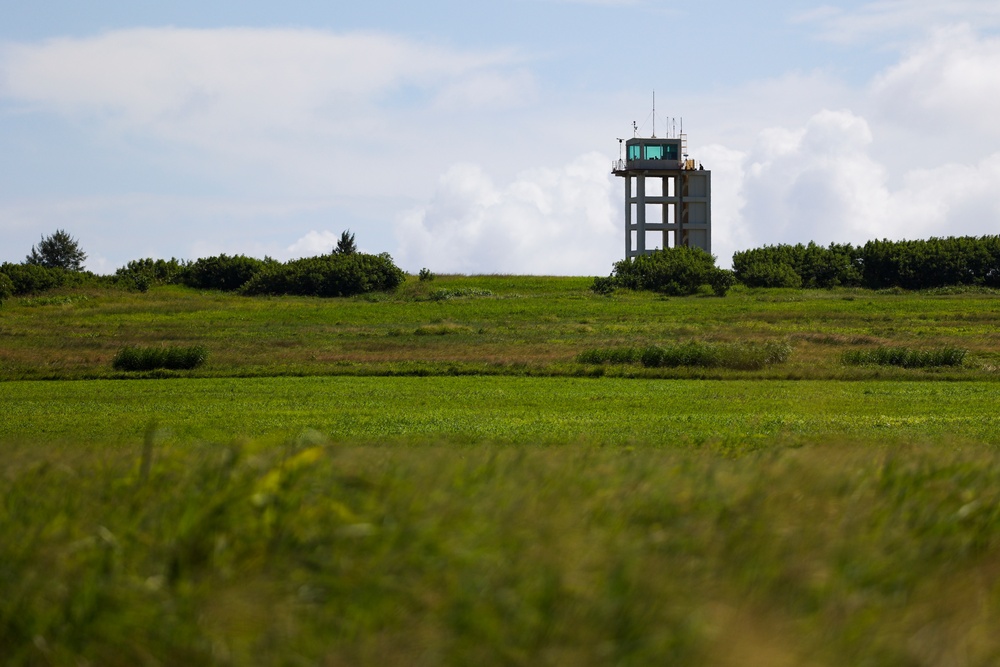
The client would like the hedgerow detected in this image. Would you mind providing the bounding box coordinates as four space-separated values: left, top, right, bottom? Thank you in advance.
732 237 1000 291
241 252 405 297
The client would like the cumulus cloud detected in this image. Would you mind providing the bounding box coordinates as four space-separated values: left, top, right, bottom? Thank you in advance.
394 152 619 275
724 109 1000 255
871 24 1000 138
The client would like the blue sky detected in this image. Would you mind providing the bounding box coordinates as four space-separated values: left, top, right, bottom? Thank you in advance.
2 1 999 273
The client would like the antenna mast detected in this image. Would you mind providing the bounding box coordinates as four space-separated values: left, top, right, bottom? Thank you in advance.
652 90 656 138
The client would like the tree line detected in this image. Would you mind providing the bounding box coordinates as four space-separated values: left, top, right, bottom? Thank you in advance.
732 237 1000 290
596 236 1000 295
1 229 404 302
6 230 1000 304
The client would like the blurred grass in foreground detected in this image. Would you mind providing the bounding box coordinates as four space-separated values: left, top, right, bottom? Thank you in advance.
3 435 1000 665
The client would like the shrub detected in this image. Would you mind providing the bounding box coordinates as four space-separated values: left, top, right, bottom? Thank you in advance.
861 237 1000 290
241 252 406 298
113 345 208 371
0 273 12 306
841 346 967 368
709 269 737 296
739 261 803 288
590 275 615 295
418 268 435 282
0 263 105 294
601 246 727 296
181 254 269 291
115 258 188 290
578 341 791 370
732 243 861 289
1 262 63 294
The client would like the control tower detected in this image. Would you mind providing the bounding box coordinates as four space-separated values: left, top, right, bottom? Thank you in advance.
612 128 711 258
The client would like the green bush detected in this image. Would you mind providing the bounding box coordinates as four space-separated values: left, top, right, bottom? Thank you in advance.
738 261 803 288
601 246 727 296
0 263 104 295
578 341 791 370
0 273 12 306
708 269 736 296
114 258 188 290
418 268 435 282
180 254 270 291
112 345 208 371
733 237 1000 291
1 262 65 294
241 252 406 298
841 346 967 368
590 275 615 295
732 243 861 288
861 237 1000 290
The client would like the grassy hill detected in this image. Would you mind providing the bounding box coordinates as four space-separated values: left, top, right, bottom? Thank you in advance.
3 275 1000 380
3 277 1000 665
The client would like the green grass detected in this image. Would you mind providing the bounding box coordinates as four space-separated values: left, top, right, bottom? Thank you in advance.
3 278 1000 380
5 278 1000 663
4 436 1000 665
4 377 1000 447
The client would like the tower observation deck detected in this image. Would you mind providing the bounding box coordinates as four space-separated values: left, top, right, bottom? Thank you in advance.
612 133 711 258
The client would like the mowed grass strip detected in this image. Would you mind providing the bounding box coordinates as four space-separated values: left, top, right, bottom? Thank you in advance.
4 376 1000 446
3 437 1000 665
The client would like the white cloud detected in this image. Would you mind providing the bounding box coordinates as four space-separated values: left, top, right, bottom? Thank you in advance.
797 1 1000 44
737 109 891 246
871 24 1000 138
0 28 521 128
394 152 619 275
286 230 340 259
0 28 533 196
723 108 1000 255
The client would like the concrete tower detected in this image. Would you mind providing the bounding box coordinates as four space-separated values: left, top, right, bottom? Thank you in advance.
612 128 711 258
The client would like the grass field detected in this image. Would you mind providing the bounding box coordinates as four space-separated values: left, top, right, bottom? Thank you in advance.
4 276 1000 381
3 277 1000 665
4 376 1000 447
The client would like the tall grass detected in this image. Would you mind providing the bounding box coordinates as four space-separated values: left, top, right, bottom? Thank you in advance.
842 346 967 368
3 437 1000 665
578 341 792 370
112 345 208 371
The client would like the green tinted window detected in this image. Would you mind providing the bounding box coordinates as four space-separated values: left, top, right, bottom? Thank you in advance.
628 145 642 160
645 145 664 159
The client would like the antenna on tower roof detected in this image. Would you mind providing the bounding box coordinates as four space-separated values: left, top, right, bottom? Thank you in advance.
651 90 656 138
